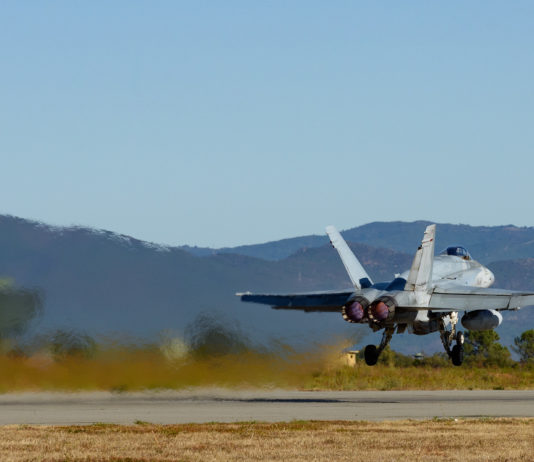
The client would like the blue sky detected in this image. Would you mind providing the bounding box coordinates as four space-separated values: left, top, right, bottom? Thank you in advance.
1 2 533 247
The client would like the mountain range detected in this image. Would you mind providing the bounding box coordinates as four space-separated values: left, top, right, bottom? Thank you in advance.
184 220 534 265
0 214 533 354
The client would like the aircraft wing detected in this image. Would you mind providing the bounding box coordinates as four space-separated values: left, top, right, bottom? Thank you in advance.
237 289 355 312
429 286 534 311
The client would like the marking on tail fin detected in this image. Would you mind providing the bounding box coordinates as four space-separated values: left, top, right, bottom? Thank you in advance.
326 225 373 289
405 224 436 292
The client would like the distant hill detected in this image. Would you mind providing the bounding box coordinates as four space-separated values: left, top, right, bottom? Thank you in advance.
183 233 327 260
0 214 532 355
185 221 534 264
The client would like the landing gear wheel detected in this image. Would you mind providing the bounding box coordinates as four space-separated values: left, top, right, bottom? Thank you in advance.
451 344 464 366
456 330 464 346
364 345 379 366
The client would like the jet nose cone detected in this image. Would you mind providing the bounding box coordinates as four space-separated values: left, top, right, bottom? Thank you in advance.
487 269 495 286
474 267 494 287
479 268 495 287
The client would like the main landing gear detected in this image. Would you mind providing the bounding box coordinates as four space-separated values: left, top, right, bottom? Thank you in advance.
440 312 464 366
363 313 465 367
364 327 394 366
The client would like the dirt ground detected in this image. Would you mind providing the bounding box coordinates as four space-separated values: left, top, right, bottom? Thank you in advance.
0 418 532 461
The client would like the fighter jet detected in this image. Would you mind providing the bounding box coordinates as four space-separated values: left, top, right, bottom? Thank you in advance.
237 224 534 366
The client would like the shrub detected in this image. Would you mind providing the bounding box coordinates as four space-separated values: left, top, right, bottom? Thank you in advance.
47 329 97 360
464 330 513 367
184 313 251 359
513 329 534 364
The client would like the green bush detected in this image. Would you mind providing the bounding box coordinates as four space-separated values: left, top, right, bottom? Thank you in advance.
415 352 451 368
464 330 513 367
47 330 97 360
513 329 534 364
184 313 251 359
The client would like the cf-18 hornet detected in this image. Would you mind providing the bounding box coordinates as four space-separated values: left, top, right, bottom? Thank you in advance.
238 225 534 366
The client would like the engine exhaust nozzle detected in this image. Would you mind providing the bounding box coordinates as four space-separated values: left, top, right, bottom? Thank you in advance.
371 301 389 321
369 297 396 324
342 298 369 323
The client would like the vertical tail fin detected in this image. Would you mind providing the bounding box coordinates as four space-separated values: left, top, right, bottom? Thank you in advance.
405 224 436 292
326 225 373 289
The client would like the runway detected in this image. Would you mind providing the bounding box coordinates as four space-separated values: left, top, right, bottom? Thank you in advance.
0 389 532 425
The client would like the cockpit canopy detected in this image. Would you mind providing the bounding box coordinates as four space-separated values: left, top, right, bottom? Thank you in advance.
440 246 471 260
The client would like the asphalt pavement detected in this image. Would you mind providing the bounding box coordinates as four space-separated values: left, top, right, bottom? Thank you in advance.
0 389 532 425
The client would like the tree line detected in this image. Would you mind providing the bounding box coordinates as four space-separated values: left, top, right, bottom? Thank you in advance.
365 329 534 368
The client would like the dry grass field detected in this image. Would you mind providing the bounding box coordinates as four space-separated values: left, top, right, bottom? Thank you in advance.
0 419 531 461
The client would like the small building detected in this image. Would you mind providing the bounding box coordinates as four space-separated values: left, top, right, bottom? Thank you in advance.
413 352 424 360
344 350 360 367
